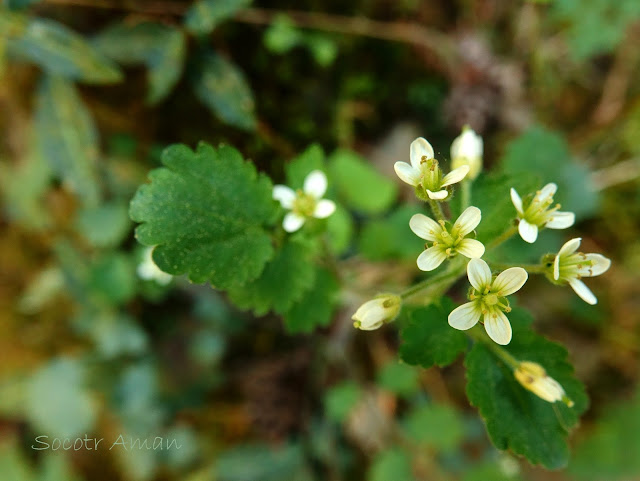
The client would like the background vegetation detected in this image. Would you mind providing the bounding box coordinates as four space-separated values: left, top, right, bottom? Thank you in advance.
1 0 640 480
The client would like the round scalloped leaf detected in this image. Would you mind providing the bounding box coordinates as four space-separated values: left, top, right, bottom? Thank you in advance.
130 142 277 288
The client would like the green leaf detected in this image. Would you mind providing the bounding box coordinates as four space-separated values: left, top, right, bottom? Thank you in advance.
399 298 468 368
283 268 339 333
92 22 186 104
216 443 311 481
500 125 598 220
76 201 131 248
130 142 277 288
26 358 97 438
367 448 415 481
7 18 122 83
185 0 252 35
403 404 464 451
285 144 325 188
325 381 362 422
263 15 302 54
569 391 640 481
465 308 588 469
192 51 256 130
358 205 425 261
0 443 35 481
462 461 522 481
326 204 354 255
227 238 317 315
5 0 41 11
328 149 397 214
35 75 101 207
376 361 420 398
88 252 136 305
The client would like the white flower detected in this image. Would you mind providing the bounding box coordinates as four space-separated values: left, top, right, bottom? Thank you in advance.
448 258 528 345
550 237 611 305
514 361 573 406
510 182 575 243
451 126 483 180
137 247 172 285
352 294 402 331
394 137 469 200
410 206 485 271
273 170 336 233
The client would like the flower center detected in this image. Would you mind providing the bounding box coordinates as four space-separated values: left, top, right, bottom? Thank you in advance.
484 294 499 306
293 191 317 217
523 191 561 226
419 158 442 191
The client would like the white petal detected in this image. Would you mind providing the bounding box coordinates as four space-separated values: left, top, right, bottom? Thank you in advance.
569 278 597 305
510 188 523 214
448 301 481 330
427 189 448 200
584 254 611 277
273 185 296 209
484 310 512 345
417 246 447 271
283 212 305 232
553 253 561 281
454 206 482 236
441 165 469 187
558 237 581 257
492 267 528 296
394 162 421 186
456 239 485 259
313 199 336 218
538 182 558 200
303 170 327 198
518 219 538 243
409 213 441 241
467 258 492 291
546 211 575 229
410 137 434 169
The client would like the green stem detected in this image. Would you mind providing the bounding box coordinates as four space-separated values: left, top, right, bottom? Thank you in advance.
489 261 546 274
467 325 520 370
461 180 471 211
428 198 446 222
486 224 518 251
400 258 465 300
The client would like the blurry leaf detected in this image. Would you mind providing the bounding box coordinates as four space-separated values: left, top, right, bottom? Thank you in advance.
90 313 148 358
76 201 131 248
18 266 64 314
26 358 97 438
185 0 252 35
189 331 225 365
465 307 589 469
0 442 35 481
326 204 354 255
462 461 521 481
328 149 397 214
284 143 325 188
4 0 41 9
376 361 420 398
39 453 82 481
7 18 122 83
569 391 640 480
92 22 186 103
358 205 425 261
399 298 468 368
88 253 136 305
403 404 464 451
264 15 302 54
191 51 256 130
227 238 317 315
622 100 640 155
162 426 200 469
306 34 338 67
325 381 362 422
500 126 598 220
115 362 165 434
284 268 339 333
216 443 312 481
35 75 101 207
130 143 277 288
367 447 415 481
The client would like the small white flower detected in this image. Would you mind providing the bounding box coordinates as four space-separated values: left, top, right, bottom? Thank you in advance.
410 206 485 271
448 258 528 345
550 237 611 305
394 137 469 200
352 294 402 331
451 126 483 180
510 183 575 243
514 361 573 406
137 247 172 285
273 170 336 233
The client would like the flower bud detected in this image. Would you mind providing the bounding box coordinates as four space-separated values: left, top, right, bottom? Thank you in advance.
352 294 402 331
451 126 483 180
514 361 573 406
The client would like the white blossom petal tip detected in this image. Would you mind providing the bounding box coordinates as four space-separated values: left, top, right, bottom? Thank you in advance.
456 238 485 259
283 212 305 232
546 211 575 229
441 165 469 187
484 310 512 345
467 258 492 291
409 214 441 241
273 185 296 209
510 188 523 214
518 219 538 243
410 137 434 168
313 199 336 219
417 246 447 271
303 170 328 198
569 278 597 305
426 189 449 200
492 267 528 296
454 206 482 236
448 302 481 330
394 161 421 186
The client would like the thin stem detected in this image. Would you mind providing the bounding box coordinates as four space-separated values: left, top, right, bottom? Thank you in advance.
490 262 547 273
400 258 465 300
428 199 446 222
467 326 520 370
460 180 471 211
486 224 518 251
